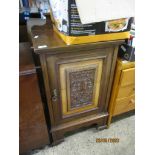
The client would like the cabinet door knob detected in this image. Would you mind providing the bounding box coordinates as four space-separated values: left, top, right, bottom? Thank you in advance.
52 89 57 102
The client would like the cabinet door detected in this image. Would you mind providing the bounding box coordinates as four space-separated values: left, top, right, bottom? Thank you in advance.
45 48 114 124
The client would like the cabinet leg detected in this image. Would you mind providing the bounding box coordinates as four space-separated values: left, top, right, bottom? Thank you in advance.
96 121 107 131
52 131 64 146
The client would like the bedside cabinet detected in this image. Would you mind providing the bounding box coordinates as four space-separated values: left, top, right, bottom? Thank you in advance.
30 23 124 145
108 59 135 126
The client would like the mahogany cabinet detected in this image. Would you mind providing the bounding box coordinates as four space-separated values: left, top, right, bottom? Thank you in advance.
30 23 124 145
19 42 50 154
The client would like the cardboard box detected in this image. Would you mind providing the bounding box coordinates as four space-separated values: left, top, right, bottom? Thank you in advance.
75 0 135 24
49 0 134 45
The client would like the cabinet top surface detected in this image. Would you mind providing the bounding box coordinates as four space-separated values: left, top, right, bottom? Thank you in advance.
30 20 124 54
117 58 135 69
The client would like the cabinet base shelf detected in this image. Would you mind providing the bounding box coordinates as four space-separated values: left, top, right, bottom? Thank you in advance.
50 113 108 145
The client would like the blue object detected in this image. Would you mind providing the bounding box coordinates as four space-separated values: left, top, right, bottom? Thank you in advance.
24 10 30 20
22 0 29 8
19 9 30 22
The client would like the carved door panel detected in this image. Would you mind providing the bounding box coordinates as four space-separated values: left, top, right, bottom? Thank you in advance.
60 59 103 116
46 48 113 124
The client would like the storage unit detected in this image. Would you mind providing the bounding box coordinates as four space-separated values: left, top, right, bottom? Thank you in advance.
108 59 135 126
30 21 124 145
19 42 50 154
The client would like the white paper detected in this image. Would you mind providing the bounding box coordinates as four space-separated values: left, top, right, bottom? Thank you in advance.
75 0 135 24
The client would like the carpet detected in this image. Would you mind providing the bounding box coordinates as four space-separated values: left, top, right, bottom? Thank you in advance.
32 114 135 155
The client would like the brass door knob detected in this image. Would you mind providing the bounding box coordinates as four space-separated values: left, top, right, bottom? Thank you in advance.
52 89 57 102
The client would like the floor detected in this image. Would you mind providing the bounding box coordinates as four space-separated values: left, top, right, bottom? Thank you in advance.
32 114 135 155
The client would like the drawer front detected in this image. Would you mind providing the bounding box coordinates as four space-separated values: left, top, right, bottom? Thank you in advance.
113 95 135 116
45 48 114 123
117 84 135 99
120 68 135 86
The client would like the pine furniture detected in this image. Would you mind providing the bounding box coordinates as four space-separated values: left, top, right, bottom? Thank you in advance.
108 59 135 126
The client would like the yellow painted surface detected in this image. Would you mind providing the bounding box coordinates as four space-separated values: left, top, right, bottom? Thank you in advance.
53 26 130 45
